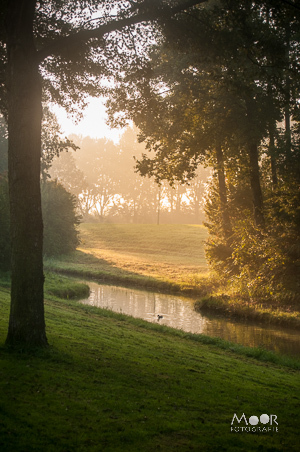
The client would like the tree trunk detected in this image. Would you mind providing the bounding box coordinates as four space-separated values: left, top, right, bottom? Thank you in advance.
157 186 161 225
248 142 265 229
245 98 265 229
269 127 278 188
5 0 47 346
284 23 292 162
175 184 181 214
215 143 232 241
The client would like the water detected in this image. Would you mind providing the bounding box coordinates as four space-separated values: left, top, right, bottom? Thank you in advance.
80 282 300 358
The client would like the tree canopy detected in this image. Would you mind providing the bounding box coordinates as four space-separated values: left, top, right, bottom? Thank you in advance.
1 0 299 346
105 0 300 304
0 0 206 346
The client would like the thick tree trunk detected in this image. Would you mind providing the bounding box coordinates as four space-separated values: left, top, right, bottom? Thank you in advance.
215 143 232 241
5 0 47 346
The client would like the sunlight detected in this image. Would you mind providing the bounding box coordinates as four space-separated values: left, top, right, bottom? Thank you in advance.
52 97 123 142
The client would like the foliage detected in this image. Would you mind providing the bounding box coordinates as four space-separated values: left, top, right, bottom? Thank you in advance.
44 223 300 327
1 0 204 345
106 0 300 305
50 127 209 223
41 107 79 180
0 111 77 179
0 179 81 266
42 180 81 256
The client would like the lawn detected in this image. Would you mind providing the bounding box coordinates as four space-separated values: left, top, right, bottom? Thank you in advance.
0 281 299 451
45 223 210 293
44 223 300 327
78 223 208 282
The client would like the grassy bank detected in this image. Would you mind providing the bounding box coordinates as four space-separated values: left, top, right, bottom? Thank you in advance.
45 223 209 293
0 283 300 451
45 223 300 328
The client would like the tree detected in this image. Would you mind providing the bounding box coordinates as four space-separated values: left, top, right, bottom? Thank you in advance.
42 180 81 256
0 175 10 270
75 136 121 220
0 177 81 265
0 0 205 346
0 116 8 174
106 0 300 301
41 107 78 181
49 149 87 198
116 127 161 223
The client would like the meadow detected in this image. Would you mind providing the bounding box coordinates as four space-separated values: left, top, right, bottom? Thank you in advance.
0 276 299 451
45 223 300 327
45 223 211 293
47 223 208 283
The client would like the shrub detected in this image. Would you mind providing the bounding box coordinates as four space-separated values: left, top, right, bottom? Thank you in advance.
0 178 81 268
42 180 81 256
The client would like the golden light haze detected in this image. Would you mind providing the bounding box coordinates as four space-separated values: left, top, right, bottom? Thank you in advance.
52 97 123 142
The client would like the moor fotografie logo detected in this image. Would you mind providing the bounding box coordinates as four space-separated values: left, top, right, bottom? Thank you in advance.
231 413 279 433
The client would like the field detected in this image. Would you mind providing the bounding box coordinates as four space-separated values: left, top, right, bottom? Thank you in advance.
79 223 208 276
0 278 299 451
45 223 300 327
45 223 210 293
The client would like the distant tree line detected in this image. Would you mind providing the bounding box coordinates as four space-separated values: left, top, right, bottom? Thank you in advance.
49 127 210 224
105 0 300 304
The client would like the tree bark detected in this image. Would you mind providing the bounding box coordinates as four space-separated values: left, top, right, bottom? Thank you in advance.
5 0 47 346
245 98 265 229
284 23 292 162
248 142 265 229
269 127 278 188
215 143 232 241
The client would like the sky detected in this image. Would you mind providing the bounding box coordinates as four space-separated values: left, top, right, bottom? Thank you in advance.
52 97 124 142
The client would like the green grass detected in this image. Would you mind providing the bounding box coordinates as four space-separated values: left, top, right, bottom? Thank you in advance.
0 286 299 451
44 223 209 291
44 272 90 300
44 223 300 327
195 295 300 329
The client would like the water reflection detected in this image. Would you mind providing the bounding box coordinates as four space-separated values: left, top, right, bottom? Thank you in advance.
80 282 300 357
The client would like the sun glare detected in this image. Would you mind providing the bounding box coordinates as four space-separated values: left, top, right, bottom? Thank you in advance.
52 97 123 142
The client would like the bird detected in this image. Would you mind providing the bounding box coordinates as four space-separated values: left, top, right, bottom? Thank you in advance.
157 314 163 320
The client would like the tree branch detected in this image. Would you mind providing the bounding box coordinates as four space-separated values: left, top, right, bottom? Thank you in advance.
37 0 207 62
281 0 300 12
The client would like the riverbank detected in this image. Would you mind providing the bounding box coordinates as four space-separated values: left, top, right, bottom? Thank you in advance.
0 281 299 451
44 223 300 329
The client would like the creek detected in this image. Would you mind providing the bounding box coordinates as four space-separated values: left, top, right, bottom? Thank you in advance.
80 281 300 358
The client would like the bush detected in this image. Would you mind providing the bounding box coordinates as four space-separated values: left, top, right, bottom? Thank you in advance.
0 178 81 268
42 180 81 256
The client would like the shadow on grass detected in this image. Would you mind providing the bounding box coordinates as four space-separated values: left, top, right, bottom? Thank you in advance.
44 250 208 296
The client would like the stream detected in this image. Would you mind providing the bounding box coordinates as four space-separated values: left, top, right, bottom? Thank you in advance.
80 281 300 358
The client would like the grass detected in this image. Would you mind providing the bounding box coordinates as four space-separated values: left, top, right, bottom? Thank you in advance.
44 223 300 327
0 282 300 451
44 223 214 295
44 272 90 300
195 295 300 329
